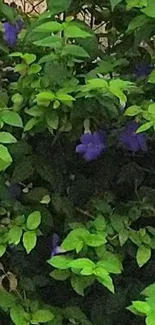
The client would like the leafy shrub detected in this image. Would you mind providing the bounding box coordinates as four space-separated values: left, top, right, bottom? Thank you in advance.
1 0 155 325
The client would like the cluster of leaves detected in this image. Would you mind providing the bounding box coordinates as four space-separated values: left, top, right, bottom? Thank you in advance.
1 0 155 325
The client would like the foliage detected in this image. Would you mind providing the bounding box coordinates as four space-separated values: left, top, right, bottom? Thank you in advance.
1 0 155 325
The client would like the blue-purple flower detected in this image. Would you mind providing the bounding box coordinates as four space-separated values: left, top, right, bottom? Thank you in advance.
50 233 66 257
134 62 152 77
76 131 106 161
119 121 148 152
3 19 23 47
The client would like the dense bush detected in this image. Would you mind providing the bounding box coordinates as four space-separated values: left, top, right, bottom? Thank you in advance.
1 0 155 324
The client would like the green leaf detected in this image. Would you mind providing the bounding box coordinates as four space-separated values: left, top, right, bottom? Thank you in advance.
36 91 55 102
71 275 94 296
61 228 89 252
0 145 12 171
28 64 41 75
0 289 17 311
10 305 29 325
0 2 15 21
48 256 73 269
0 245 6 257
85 233 107 247
124 105 142 116
142 283 155 297
34 21 63 33
95 269 114 293
136 245 151 267
94 215 106 231
39 53 57 64
132 301 150 315
1 111 23 128
70 258 95 270
24 118 38 132
26 211 41 230
31 309 54 323
126 0 147 9
110 0 123 11
33 36 62 48
23 231 37 254
22 53 36 65
56 92 75 102
148 70 155 83
14 63 27 73
119 229 129 246
0 132 17 144
8 226 22 245
127 14 149 32
62 45 89 58
136 122 153 133
45 111 59 130
148 103 155 115
50 269 70 281
84 78 108 90
64 25 91 39
141 0 155 18
146 311 155 325
12 93 23 106
25 106 43 117
48 0 72 15
97 252 123 274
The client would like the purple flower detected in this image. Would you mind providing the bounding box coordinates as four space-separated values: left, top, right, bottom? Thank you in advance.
76 131 106 161
51 233 66 257
119 121 148 153
3 19 23 47
134 62 152 77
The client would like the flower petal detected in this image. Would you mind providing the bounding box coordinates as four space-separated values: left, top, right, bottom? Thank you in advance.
80 133 94 144
76 144 87 154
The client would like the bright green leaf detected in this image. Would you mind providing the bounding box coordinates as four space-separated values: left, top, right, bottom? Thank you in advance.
10 305 29 325
97 251 123 274
28 64 41 75
48 256 73 269
136 122 153 133
64 25 91 39
70 258 95 270
8 226 22 245
0 145 12 171
96 269 114 293
132 301 151 315
0 132 17 144
1 111 23 127
26 211 41 230
23 231 37 254
148 70 155 83
146 311 155 325
31 309 54 323
136 245 151 267
35 21 63 33
22 53 36 65
124 105 142 116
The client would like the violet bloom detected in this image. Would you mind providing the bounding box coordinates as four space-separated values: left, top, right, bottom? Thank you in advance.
134 62 152 77
51 233 66 257
119 121 147 153
3 19 23 47
76 131 106 161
